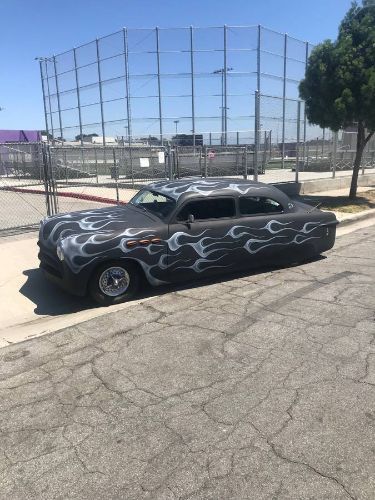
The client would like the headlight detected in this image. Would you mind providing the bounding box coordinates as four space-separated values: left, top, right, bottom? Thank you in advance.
56 244 64 261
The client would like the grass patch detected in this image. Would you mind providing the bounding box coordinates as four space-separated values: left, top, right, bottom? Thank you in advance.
321 190 375 213
298 189 375 214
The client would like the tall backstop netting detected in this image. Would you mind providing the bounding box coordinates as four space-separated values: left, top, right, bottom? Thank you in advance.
38 25 317 146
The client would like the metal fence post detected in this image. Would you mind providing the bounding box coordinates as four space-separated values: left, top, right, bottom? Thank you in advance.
223 25 228 146
204 146 208 177
254 90 260 182
262 130 267 173
306 144 310 168
269 130 272 164
190 26 196 149
38 60 50 142
257 25 261 95
49 146 59 215
156 27 163 144
332 131 338 178
63 148 68 184
53 56 63 142
244 146 248 179
44 61 55 142
296 101 301 184
42 144 52 216
96 39 106 146
73 48 83 147
113 148 120 204
303 42 309 165
362 138 367 175
282 34 287 169
123 28 134 186
94 147 99 183
167 144 173 180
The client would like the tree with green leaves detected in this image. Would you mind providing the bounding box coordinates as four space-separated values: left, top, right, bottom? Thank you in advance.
299 1 375 198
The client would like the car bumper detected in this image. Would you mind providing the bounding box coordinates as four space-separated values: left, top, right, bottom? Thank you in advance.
37 242 87 296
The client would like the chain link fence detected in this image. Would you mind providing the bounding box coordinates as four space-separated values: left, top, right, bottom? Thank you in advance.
0 143 47 231
0 132 271 231
1 128 374 232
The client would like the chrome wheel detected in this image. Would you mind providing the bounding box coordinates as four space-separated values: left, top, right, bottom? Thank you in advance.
98 266 130 297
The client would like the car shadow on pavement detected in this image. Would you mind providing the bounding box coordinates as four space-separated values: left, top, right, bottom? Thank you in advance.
20 268 94 316
147 255 327 299
21 256 326 317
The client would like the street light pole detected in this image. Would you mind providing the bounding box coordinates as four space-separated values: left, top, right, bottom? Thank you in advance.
213 67 233 146
174 120 179 136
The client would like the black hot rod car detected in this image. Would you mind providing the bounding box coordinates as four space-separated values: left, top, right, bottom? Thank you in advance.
38 178 338 305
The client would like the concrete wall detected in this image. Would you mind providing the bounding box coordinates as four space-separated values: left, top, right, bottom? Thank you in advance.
273 173 375 196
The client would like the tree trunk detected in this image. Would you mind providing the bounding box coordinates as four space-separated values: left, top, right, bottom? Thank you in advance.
349 122 365 200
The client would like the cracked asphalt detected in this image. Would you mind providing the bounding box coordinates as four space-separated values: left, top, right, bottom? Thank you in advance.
0 226 375 499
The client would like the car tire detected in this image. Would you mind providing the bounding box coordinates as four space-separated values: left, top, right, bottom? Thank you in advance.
88 260 141 306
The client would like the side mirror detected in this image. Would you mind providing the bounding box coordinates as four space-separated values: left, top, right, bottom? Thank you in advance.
187 214 195 224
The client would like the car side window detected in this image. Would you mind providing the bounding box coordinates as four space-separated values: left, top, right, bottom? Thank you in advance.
176 198 236 221
239 196 283 215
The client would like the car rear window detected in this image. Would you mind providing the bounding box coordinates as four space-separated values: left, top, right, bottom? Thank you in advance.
177 198 236 221
239 196 283 215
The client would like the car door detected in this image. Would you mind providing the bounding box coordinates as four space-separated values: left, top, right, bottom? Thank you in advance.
167 196 239 282
234 195 298 267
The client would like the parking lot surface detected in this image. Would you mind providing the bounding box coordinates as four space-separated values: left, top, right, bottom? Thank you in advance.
0 226 374 499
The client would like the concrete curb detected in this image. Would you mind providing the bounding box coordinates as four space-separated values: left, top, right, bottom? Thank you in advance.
337 208 375 226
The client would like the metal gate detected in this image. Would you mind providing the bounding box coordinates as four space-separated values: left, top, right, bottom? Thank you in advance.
0 142 54 232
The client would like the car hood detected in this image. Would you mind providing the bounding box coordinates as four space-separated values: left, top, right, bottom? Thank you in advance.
39 204 160 252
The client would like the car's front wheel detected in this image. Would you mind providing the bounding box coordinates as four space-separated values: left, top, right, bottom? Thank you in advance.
88 260 141 306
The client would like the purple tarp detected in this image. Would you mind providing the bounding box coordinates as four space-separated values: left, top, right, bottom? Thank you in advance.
0 130 41 142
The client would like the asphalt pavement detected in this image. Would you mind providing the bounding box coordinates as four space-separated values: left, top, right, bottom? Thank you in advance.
0 225 374 499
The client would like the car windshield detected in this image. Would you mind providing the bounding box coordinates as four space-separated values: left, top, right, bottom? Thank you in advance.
130 189 176 219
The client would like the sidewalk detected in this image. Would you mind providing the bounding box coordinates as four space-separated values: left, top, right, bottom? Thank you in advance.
2 168 375 206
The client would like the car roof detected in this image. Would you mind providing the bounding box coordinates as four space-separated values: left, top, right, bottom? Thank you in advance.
148 177 289 204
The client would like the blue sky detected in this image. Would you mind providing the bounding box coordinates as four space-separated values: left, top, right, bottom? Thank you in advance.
0 0 353 132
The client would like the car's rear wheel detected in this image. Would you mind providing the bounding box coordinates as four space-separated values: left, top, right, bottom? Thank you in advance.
88 260 141 306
